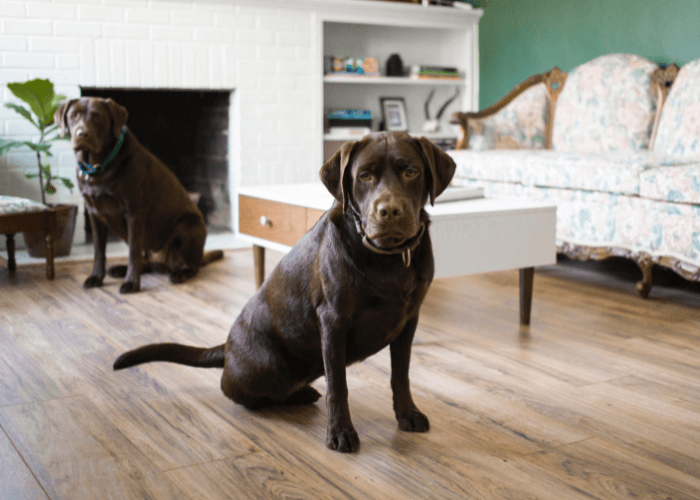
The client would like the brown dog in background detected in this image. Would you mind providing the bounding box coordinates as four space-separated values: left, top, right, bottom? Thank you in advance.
55 97 223 293
113 132 456 452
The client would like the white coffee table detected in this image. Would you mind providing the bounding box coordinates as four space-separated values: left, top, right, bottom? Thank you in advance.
237 183 556 325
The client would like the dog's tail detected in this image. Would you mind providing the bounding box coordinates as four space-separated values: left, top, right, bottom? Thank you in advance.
201 249 224 266
113 343 226 370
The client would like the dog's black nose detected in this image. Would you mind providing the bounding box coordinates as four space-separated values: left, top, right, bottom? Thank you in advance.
377 202 403 221
75 128 87 138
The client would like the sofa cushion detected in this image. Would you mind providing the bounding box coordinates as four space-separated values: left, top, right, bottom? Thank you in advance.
653 58 700 159
0 195 47 215
519 151 691 195
639 164 700 204
467 83 549 150
448 149 541 183
552 54 659 153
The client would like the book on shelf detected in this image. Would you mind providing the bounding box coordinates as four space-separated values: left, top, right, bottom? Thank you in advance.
327 109 372 129
410 66 460 80
434 186 484 204
327 126 372 138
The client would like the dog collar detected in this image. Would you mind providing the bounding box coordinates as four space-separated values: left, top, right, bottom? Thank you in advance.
349 209 425 267
78 126 127 176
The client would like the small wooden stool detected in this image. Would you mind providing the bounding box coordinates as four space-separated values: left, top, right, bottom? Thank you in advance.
0 196 57 280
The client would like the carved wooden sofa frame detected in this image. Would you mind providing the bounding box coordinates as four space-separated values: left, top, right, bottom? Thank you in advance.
450 63 697 298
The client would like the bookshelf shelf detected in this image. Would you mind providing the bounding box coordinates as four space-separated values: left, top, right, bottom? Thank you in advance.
323 76 463 86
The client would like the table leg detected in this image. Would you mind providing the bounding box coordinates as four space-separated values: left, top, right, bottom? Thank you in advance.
45 229 55 280
519 267 534 326
253 244 265 290
6 234 16 273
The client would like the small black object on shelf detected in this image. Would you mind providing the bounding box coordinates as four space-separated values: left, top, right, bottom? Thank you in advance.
386 54 404 77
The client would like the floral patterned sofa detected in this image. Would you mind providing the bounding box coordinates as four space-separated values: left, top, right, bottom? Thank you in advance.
449 53 700 297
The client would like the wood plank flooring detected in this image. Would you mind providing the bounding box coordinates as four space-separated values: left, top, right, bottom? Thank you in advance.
1 249 699 499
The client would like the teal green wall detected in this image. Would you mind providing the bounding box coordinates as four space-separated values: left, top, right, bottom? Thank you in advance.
470 0 700 109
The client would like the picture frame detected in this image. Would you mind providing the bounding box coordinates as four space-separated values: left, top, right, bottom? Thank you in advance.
380 97 408 132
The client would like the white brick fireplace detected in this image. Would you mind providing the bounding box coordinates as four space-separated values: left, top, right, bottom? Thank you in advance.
1 0 324 246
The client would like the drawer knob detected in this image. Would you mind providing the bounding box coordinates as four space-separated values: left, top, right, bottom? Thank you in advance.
260 216 272 227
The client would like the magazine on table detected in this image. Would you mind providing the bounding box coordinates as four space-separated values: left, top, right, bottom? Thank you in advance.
435 186 484 203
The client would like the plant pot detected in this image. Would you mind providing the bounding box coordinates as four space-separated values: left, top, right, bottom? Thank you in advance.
23 204 78 258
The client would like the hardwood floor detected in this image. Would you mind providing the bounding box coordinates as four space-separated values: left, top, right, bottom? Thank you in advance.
1 249 699 499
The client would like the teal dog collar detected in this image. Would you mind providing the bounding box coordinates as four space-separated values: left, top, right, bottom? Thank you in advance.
78 126 127 176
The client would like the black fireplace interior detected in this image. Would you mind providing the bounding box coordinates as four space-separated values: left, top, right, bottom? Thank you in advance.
79 88 231 234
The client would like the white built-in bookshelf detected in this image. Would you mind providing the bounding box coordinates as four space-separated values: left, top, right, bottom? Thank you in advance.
317 2 483 159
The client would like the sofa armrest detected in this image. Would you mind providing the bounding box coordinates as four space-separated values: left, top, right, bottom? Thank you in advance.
451 67 567 150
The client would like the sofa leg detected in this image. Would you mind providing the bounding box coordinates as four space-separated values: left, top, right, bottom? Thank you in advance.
6 234 16 273
634 254 653 299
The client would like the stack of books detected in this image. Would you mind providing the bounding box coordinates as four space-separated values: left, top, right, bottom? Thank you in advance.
411 66 460 80
326 110 372 137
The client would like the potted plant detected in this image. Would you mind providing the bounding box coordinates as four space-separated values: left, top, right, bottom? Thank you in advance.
0 78 78 257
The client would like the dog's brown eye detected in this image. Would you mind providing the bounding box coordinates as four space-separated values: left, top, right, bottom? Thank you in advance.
359 172 372 181
405 168 419 178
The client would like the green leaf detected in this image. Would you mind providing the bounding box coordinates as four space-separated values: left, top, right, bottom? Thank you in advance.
0 139 26 155
59 177 75 192
49 93 66 117
4 103 38 128
42 163 52 179
20 141 51 153
7 79 62 127
19 142 40 152
25 173 40 179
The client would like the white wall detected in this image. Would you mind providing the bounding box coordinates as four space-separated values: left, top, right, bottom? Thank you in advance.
1 0 321 238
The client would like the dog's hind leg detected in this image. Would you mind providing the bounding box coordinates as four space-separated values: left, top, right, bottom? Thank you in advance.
110 264 160 277
169 267 199 284
284 386 322 405
164 214 206 284
220 318 304 409
108 262 161 278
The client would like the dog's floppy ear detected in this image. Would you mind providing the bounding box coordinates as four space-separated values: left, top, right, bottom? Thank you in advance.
103 98 128 138
319 140 357 213
414 136 457 205
54 99 78 138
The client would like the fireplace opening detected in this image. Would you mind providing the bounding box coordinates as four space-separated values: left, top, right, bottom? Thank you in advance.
79 87 231 238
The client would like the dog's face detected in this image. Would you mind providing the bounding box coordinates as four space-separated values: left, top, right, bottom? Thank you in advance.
54 97 128 154
320 132 456 250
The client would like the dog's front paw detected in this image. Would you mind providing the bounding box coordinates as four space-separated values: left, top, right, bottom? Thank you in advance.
119 281 141 294
83 275 103 289
397 410 430 432
326 427 360 453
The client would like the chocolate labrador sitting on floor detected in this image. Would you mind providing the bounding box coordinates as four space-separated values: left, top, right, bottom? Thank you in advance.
55 97 223 293
113 132 456 452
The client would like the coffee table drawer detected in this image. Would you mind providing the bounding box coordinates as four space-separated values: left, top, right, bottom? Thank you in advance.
239 195 311 247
